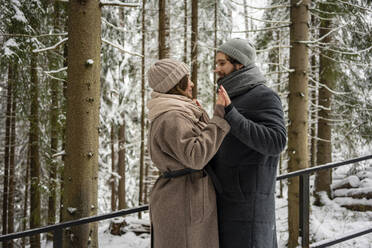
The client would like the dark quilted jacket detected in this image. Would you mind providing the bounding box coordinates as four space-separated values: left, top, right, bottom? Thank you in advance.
209 65 287 248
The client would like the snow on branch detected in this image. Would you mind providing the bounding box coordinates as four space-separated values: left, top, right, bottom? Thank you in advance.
0 32 68 38
310 43 372 56
45 67 67 74
312 49 372 67
308 77 349 95
33 38 68 53
329 0 372 12
256 45 291 53
231 25 290 33
297 24 347 44
44 72 66 82
230 0 290 9
100 1 140 8
52 150 66 158
102 38 143 57
243 15 290 24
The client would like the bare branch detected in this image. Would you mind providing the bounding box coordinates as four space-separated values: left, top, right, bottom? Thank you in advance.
32 38 68 53
102 38 143 57
308 77 349 95
44 73 66 82
333 0 372 12
256 45 291 53
230 0 290 9
310 43 372 56
0 33 67 38
243 15 290 24
100 1 140 8
231 24 290 33
45 67 67 74
297 24 347 44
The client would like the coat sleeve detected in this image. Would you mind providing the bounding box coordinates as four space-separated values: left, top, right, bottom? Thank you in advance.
154 111 230 170
225 87 287 156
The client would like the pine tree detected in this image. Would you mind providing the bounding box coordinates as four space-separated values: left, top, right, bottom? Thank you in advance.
287 0 310 247
62 0 101 246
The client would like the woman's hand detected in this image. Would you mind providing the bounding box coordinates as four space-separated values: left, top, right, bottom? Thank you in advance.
216 85 231 107
193 98 202 107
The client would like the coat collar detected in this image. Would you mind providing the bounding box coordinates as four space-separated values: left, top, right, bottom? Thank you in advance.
217 64 266 98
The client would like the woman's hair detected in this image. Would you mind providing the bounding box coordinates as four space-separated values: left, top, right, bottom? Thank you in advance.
226 55 244 67
167 74 189 95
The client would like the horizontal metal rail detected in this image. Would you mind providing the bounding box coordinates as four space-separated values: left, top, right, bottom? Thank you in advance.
1 154 371 247
0 205 149 242
310 226 372 248
276 154 372 180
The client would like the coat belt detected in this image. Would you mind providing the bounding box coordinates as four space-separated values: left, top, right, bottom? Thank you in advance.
160 168 205 178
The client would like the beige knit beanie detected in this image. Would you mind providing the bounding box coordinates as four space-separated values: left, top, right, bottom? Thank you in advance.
148 59 190 93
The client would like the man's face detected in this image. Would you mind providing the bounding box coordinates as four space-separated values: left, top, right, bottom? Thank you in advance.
214 52 242 79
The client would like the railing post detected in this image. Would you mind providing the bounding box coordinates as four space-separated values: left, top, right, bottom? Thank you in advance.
53 228 63 248
299 174 309 248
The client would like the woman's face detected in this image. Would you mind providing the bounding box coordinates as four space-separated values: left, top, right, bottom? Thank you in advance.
180 77 194 99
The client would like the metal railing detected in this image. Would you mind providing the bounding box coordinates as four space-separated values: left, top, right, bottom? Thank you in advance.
1 154 371 248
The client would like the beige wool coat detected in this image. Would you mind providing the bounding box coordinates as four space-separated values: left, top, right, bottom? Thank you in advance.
147 92 230 248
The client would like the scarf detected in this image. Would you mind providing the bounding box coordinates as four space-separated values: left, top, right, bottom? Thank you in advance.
147 92 208 130
217 65 266 98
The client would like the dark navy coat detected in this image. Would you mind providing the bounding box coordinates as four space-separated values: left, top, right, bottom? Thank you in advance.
209 66 287 248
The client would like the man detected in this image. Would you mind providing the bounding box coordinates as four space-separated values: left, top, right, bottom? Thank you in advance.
209 38 287 248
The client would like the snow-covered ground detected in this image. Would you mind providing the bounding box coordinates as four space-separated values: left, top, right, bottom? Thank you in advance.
36 193 371 248
37 168 372 248
97 196 372 248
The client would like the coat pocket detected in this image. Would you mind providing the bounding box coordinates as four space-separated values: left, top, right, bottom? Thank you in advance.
188 174 214 224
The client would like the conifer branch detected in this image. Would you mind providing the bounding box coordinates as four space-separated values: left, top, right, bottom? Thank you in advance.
102 39 143 57
100 1 140 8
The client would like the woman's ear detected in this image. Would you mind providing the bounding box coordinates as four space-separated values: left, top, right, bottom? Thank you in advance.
177 86 186 96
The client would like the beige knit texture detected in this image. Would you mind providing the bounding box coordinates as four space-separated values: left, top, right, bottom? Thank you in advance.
148 59 190 93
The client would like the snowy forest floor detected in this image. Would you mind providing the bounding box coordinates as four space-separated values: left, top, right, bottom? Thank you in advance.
36 193 372 248
33 166 372 248
98 192 372 248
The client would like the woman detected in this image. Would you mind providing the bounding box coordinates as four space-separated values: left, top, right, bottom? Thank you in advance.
147 58 231 248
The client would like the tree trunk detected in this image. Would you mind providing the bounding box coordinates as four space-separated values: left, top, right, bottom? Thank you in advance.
2 64 13 248
314 1 334 205
288 1 310 247
8 64 17 248
111 124 116 212
62 1 101 247
59 42 68 224
191 0 198 98
310 14 318 167
47 1 62 238
183 0 188 63
213 0 217 108
22 155 30 248
276 30 284 198
30 53 41 248
138 0 147 219
243 0 249 39
158 0 170 59
118 123 126 210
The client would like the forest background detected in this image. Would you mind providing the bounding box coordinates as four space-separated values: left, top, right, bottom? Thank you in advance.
0 0 371 247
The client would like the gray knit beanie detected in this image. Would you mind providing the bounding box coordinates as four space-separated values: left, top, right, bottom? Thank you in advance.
148 59 190 93
217 38 256 66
